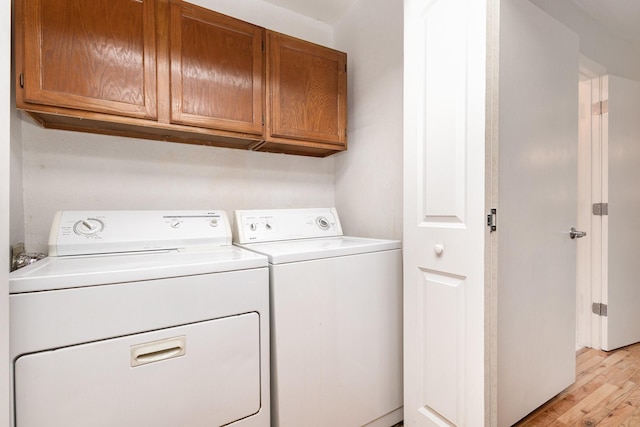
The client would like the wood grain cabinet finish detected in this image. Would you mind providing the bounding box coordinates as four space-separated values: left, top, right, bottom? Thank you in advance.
15 0 347 157
261 31 347 156
170 1 264 135
19 0 157 119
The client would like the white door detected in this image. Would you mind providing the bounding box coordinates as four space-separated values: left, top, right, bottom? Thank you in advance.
403 0 488 425
497 1 580 426
600 75 640 351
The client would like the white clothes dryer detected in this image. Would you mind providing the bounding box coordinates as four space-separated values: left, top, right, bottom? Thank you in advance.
9 210 270 427
234 208 403 427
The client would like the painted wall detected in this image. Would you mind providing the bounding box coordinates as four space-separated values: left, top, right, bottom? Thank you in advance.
333 0 403 240
2 0 11 425
530 0 640 80
21 125 335 252
10 86 23 249
188 0 332 46
14 0 338 254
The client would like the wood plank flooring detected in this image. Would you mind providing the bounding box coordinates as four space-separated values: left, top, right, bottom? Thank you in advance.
515 342 640 426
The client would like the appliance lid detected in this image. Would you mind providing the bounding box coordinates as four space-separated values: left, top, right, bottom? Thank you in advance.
9 246 268 293
49 210 233 257
236 236 401 264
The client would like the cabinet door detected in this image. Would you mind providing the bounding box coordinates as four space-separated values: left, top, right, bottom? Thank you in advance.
20 0 157 119
170 2 264 135
267 31 347 147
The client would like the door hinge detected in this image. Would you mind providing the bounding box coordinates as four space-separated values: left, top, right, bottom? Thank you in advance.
592 100 609 115
19 73 24 88
593 202 608 216
487 208 497 232
592 302 608 317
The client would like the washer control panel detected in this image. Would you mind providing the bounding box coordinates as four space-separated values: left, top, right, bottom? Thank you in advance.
49 210 231 256
233 208 343 243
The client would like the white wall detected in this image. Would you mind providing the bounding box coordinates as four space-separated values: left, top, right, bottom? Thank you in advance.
333 0 403 240
15 0 337 254
21 124 334 252
530 0 640 80
10 83 23 249
188 0 332 46
2 1 11 425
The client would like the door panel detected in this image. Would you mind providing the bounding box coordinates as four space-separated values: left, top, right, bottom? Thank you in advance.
22 0 157 119
497 1 579 425
601 75 640 351
403 0 487 425
267 31 347 146
170 2 264 135
419 271 466 425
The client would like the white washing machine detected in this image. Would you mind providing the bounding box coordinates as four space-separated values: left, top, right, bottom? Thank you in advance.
9 210 270 427
233 208 403 427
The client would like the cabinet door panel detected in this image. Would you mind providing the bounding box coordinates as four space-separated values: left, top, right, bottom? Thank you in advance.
267 31 347 146
171 2 264 135
22 0 157 119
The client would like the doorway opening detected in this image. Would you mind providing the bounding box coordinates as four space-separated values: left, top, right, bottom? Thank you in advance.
577 58 640 352
576 56 606 351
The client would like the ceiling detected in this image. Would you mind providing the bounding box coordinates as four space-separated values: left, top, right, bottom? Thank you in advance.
572 0 640 51
265 0 640 51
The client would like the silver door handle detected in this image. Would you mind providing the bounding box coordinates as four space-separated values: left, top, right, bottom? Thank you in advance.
569 227 587 239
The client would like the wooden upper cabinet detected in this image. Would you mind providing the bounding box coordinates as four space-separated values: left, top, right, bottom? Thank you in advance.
170 2 264 135
19 0 157 119
15 0 346 157
265 31 347 150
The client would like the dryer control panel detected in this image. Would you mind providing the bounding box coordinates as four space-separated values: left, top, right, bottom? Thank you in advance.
233 208 343 243
49 210 232 256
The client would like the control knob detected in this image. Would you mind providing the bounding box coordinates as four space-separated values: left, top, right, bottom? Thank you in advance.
316 216 330 230
73 218 104 236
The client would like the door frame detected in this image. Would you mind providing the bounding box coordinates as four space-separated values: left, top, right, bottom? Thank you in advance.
576 56 607 351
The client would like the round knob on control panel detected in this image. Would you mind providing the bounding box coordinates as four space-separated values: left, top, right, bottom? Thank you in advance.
170 219 182 229
73 218 104 236
249 223 257 231
316 216 330 231
209 218 219 227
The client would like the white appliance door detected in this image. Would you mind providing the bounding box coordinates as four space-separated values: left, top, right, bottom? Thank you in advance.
601 75 640 351
15 313 261 427
270 250 402 427
497 0 579 426
403 0 487 425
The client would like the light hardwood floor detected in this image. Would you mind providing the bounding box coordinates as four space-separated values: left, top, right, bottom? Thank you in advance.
515 342 640 426
395 344 640 426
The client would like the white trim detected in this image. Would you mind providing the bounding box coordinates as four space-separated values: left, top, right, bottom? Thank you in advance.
579 54 606 80
590 76 605 350
576 77 593 349
576 58 606 351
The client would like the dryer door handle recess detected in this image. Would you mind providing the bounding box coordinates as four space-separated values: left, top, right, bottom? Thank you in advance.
130 336 186 367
